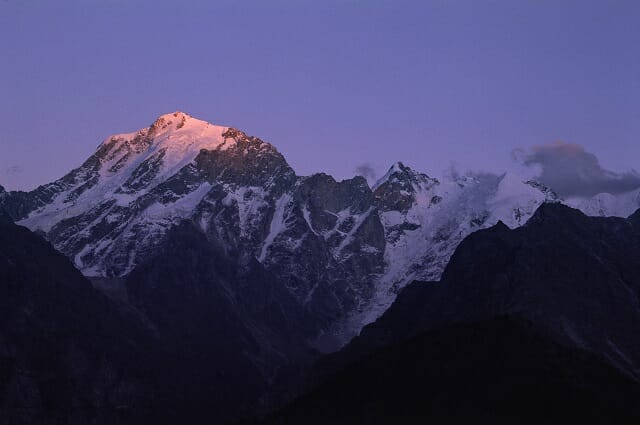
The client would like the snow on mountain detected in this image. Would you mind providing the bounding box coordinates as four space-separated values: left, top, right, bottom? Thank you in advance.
2 112 637 348
565 189 640 218
21 112 225 230
11 112 295 277
336 164 562 339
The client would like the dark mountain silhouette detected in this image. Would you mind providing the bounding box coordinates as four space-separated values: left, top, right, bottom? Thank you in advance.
262 317 640 425
0 216 315 424
0 215 160 424
124 221 317 423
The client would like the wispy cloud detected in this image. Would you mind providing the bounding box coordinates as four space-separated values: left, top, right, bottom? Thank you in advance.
354 163 377 185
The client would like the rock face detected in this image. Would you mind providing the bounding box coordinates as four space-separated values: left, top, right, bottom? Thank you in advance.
2 112 639 344
264 204 640 425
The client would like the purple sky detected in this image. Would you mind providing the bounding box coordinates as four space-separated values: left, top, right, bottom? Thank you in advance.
1 0 638 191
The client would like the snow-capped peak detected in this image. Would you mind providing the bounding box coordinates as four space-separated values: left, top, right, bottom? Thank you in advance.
372 162 410 191
374 162 438 191
148 111 221 137
372 162 440 212
91 113 230 194
16 112 272 239
105 111 228 146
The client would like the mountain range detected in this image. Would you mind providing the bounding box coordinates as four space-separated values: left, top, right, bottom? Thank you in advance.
1 112 639 424
2 112 638 346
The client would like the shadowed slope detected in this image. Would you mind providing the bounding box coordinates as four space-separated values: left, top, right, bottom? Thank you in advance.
0 217 160 424
263 203 640 424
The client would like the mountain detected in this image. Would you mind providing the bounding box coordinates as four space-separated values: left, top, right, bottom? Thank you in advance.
3 113 640 424
566 189 640 218
0 207 318 424
2 112 639 347
0 215 161 425
337 203 640 378
263 203 640 424
122 220 316 423
263 318 640 425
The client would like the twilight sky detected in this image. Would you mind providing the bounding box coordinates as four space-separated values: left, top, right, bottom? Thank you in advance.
0 0 638 191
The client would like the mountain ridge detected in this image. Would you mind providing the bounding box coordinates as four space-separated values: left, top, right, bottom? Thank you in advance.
261 203 640 424
325 203 640 380
2 112 639 345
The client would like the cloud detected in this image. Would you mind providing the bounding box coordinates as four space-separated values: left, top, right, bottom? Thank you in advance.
517 141 640 197
443 162 500 183
354 163 377 184
5 165 23 176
